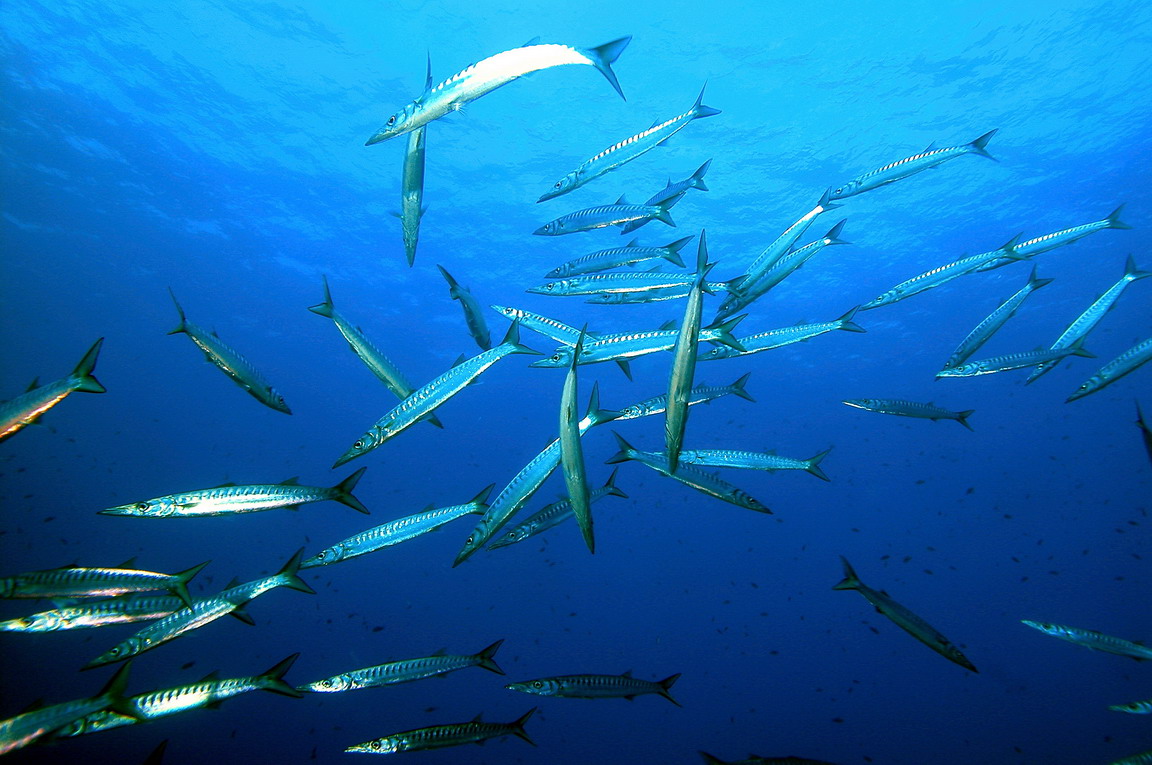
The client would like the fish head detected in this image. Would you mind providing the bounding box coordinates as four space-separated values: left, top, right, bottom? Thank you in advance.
529 347 574 368
300 547 342 569
533 219 567 236
453 519 498 566
87 635 147 668
264 388 292 414
100 497 179 517
487 527 530 549
538 171 581 203
365 101 419 145
345 738 401 755
699 345 734 362
525 280 568 296
828 180 861 200
301 675 354 693
334 428 387 468
505 678 562 697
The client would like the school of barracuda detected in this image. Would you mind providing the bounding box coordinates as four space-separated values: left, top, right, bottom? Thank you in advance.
1 31 1150 765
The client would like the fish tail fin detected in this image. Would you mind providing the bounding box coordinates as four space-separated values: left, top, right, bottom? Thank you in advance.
332 467 371 514
967 128 998 161
102 661 148 721
689 159 712 191
817 186 842 211
604 430 635 464
1068 337 1095 359
806 448 832 482
171 560 211 609
691 83 722 119
511 707 538 745
500 321 541 356
956 410 976 431
307 275 336 318
469 483 496 513
436 264 460 291
1123 254 1151 281
836 305 867 333
654 202 677 227
585 381 620 426
167 288 189 335
257 653 303 697
588 37 632 100
1106 204 1132 230
728 372 756 402
70 338 107 393
705 314 746 352
832 555 861 590
825 218 851 245
662 235 694 267
658 673 683 706
276 548 316 594
603 466 629 498
1027 266 1054 290
474 639 505 675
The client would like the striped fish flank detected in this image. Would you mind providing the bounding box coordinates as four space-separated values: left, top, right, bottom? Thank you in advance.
506 670 681 705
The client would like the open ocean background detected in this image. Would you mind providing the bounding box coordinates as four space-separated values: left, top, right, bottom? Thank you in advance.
2 0 1151 763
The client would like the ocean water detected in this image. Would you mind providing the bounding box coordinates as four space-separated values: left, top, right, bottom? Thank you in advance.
2 0 1150 763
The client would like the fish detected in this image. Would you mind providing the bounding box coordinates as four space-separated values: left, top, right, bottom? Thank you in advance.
1109 699 1152 715
437 265 491 350
1021 621 1152 660
546 235 693 278
941 266 1052 370
334 322 538 467
0 337 105 443
620 159 712 234
365 35 632 144
488 470 628 550
616 373 755 420
534 194 681 236
309 277 441 427
301 485 492 568
1137 401 1152 467
701 308 865 361
560 329 595 552
676 447 831 481
730 190 839 293
833 556 978 672
506 670 681 706
539 85 720 202
1026 255 1150 383
936 339 1094 378
827 129 997 201
100 469 369 518
167 289 291 414
0 594 187 633
1067 335 1152 402
0 662 139 755
84 549 314 669
842 399 973 430
528 267 698 296
665 231 711 472
698 754 841 765
974 204 1132 272
0 560 208 609
1110 749 1152 765
584 281 730 304
489 304 588 346
392 55 432 266
298 640 504 692
344 708 536 754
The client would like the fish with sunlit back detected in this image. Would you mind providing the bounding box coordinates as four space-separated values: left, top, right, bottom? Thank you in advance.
393 56 432 266
941 266 1052 371
974 204 1132 272
842 398 974 430
665 231 712 472
676 447 832 481
620 160 712 234
1021 620 1152 660
559 328 595 552
506 670 681 705
546 235 693 278
937 339 1093 379
0 594 186 633
0 337 105 443
298 640 504 692
0 560 208 609
534 195 681 236
488 469 628 550
345 709 536 754
1066 335 1152 403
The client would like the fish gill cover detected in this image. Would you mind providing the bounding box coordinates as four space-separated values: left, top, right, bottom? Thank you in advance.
0 0 1150 763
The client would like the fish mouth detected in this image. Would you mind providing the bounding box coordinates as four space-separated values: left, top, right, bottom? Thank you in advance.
537 189 563 203
524 285 550 295
531 225 552 236
332 450 359 469
97 506 135 516
364 131 396 146
528 359 564 368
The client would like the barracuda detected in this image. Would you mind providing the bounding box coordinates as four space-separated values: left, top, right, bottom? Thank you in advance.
546 235 693 278
0 338 105 443
438 265 491 350
559 329 595 552
676 447 831 481
301 485 492 568
937 339 1093 378
506 670 681 705
698 752 840 764
834 556 978 672
1021 620 1152 660
168 290 290 414
534 195 681 236
1137 402 1152 468
1067 335 1152 403
616 373 755 420
620 159 711 234
975 204 1132 272
345 709 536 754
827 129 997 201
539 86 719 202
488 470 627 550
490 304 588 346
665 232 711 472
732 191 839 291
334 322 538 467
702 308 865 361
842 398 974 430
0 594 185 633
585 280 730 303
299 640 503 693
1110 700 1152 715
0 561 208 609
528 266 697 296
393 56 432 266
365 35 631 144
941 266 1052 370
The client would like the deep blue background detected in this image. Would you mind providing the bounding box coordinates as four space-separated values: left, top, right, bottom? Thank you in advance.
2 1 1150 763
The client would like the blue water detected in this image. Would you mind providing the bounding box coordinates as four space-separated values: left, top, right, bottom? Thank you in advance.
2 0 1150 763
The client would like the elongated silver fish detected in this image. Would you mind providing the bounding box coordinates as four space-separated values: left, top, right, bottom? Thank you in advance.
490 304 588 346
734 190 839 289
584 281 729 304
702 308 865 361
620 160 712 234
975 204 1132 272
1021 620 1152 660
616 374 755 420
168 290 290 414
827 129 997 201
698 752 840 765
1028 255 1150 383
559 329 595 552
1137 401 1152 468
366 36 631 143
529 266 696 296
0 593 186 633
1067 336 1152 402
334 323 538 467
1110 699 1152 715
301 484 492 568
488 470 627 550
392 56 432 266
0 337 105 443
834 556 978 672
937 339 1093 378
345 709 536 754
539 86 720 202
546 235 693 278
842 398 973 430
677 447 831 481
299 640 503 693
534 194 680 236
438 265 491 350
0 560 208 609
506 670 681 705
941 266 1052 370
100 469 369 518
665 232 711 472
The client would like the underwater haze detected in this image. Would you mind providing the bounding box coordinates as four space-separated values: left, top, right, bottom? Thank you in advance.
2 0 1151 763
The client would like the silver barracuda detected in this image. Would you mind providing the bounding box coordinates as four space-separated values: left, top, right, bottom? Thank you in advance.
506 670 681 705
698 752 840 765
299 640 504 693
0 338 105 443
1027 255 1151 383
488 470 627 550
365 35 631 144
438 265 491 350
1067 335 1152 403
0 594 186 633
539 86 720 202
827 129 997 201
975 204 1132 272
309 277 441 427
0 560 208 608
941 266 1053 370
1137 401 1152 467
168 290 291 414
676 447 831 481
490 304 588 346
585 281 729 304
615 373 755 420
665 231 712 472
100 469 369 518
0 662 138 755
334 322 539 467
606 431 772 514
560 329 595 552
453 385 618 566
84 550 314 669
59 654 301 737
702 308 865 361
859 234 1025 311
833 556 978 672
842 398 973 430
1021 620 1152 660
734 191 839 289
620 159 712 234
345 708 536 754
393 56 432 266
546 235 693 278
533 194 681 236
1110 700 1152 715
301 484 493 569
529 267 697 296
937 339 1093 378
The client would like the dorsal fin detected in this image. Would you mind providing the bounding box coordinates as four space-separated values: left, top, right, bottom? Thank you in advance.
279 477 301 486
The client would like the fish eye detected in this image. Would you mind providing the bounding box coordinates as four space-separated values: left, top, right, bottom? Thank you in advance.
554 181 562 189
835 187 842 194
323 679 333 687
386 116 395 126
532 681 544 689
354 440 364 449
545 283 554 291
466 535 474 545
136 502 150 511
551 354 561 362
371 741 381 751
